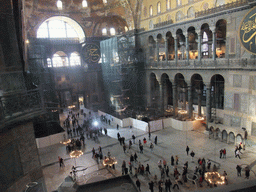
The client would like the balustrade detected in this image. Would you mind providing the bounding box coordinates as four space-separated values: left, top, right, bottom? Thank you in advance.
0 89 42 121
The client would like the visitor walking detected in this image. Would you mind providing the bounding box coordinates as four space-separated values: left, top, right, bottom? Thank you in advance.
236 164 242 177
186 146 190 155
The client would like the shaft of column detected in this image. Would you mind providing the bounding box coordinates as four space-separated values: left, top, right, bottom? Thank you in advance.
146 76 151 107
197 90 202 116
198 34 202 61
159 82 163 112
156 41 159 63
206 83 211 130
173 84 178 116
213 31 216 61
174 38 178 65
186 35 189 63
165 39 168 65
188 83 193 119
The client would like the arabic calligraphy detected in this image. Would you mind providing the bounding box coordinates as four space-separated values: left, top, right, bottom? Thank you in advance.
239 7 256 54
82 44 101 63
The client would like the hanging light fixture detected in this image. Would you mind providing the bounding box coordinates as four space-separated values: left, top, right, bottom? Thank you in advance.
82 0 88 8
57 0 63 10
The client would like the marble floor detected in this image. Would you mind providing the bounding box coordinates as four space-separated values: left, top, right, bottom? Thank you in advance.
39 109 256 192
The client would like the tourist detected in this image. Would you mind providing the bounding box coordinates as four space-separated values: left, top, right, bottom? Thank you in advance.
136 179 141 191
236 164 242 177
186 145 190 155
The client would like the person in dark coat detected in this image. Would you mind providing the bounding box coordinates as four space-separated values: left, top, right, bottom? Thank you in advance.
186 146 190 155
154 136 158 145
136 179 141 191
148 180 154 192
236 164 242 177
171 156 174 166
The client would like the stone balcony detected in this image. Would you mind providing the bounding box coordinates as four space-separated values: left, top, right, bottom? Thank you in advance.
145 58 256 70
0 89 44 129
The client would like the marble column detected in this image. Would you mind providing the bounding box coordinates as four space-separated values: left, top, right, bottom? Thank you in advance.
206 83 211 130
174 37 178 65
197 89 202 116
188 83 193 119
163 81 168 111
165 38 168 65
198 33 202 61
159 82 163 112
156 40 159 63
172 83 178 116
213 30 216 61
186 34 189 63
146 76 152 107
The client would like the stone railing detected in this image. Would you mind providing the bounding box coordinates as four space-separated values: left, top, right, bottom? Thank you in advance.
0 89 42 122
195 0 248 18
154 20 173 29
145 58 256 69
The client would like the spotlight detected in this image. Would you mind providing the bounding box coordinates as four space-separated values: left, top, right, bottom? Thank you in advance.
93 121 99 126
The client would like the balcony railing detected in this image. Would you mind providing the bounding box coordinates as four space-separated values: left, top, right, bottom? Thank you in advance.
195 0 248 18
154 20 174 29
0 89 42 122
145 58 256 69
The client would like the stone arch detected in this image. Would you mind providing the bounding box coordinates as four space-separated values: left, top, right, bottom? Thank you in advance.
36 16 86 42
236 134 243 145
187 26 198 60
161 73 173 110
229 132 235 143
52 51 69 67
157 34 165 61
216 128 221 140
211 74 224 109
176 29 186 60
201 23 213 58
191 73 205 117
222 130 228 142
187 7 195 18
166 31 175 60
215 19 226 58
148 36 156 61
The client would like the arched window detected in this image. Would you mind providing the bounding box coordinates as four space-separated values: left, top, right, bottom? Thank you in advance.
149 20 154 29
37 16 85 42
52 52 69 67
103 0 107 4
177 0 182 7
149 5 153 16
70 52 81 66
187 7 195 18
110 28 116 36
157 2 161 14
176 11 184 21
125 26 128 32
47 58 52 67
202 32 209 55
166 0 170 10
102 28 107 35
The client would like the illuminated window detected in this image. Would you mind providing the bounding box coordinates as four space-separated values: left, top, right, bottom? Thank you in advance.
103 0 107 4
37 16 85 42
110 28 116 36
102 28 107 35
166 0 170 10
57 0 63 10
47 58 52 67
70 52 81 66
157 2 161 14
202 32 209 55
52 52 69 67
82 0 88 8
125 26 128 32
149 5 153 16
177 0 182 7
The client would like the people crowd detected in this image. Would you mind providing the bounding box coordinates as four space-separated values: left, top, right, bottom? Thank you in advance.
59 109 251 192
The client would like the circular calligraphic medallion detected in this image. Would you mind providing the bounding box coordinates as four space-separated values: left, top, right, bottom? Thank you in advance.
239 7 256 55
82 43 101 63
